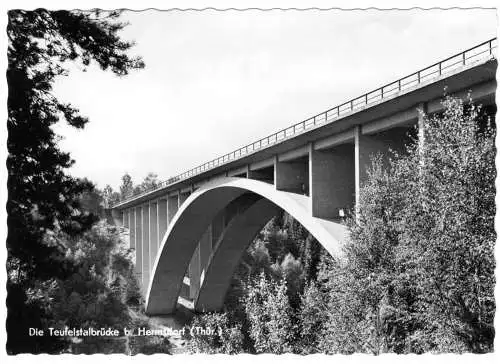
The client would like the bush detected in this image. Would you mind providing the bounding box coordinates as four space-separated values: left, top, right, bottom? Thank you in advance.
187 312 244 354
244 272 294 353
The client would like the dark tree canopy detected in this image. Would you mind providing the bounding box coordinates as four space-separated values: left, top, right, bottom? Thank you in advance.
7 9 144 353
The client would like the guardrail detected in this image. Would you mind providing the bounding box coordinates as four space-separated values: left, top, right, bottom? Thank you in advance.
113 37 497 207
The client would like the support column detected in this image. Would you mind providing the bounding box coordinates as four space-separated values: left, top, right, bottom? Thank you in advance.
179 190 190 207
149 201 158 273
199 226 212 283
124 210 129 229
142 204 150 292
189 245 201 300
310 143 355 219
129 209 135 249
158 199 168 249
354 126 388 208
167 193 179 225
134 207 142 283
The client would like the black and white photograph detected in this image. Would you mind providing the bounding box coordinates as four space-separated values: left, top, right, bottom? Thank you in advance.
2 0 498 359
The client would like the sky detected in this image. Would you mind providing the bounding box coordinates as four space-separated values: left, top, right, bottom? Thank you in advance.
50 8 497 191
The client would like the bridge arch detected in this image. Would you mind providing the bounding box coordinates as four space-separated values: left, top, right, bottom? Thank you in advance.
145 177 348 315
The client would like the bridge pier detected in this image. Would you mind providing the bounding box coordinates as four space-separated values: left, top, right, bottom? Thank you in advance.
141 204 150 292
123 210 129 229
134 206 143 283
158 199 168 247
149 201 158 288
129 208 135 249
179 190 190 205
167 193 178 225
310 143 355 220
199 227 212 285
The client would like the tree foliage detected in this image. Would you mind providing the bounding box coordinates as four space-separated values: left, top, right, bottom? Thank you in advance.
244 273 294 353
7 9 143 353
187 313 244 354
322 96 495 354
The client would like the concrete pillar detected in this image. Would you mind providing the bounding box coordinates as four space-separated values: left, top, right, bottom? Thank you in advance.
142 204 150 292
149 201 158 273
167 193 179 225
354 126 388 208
124 210 129 229
189 245 201 299
129 209 135 250
134 207 142 281
158 199 168 248
275 155 309 194
179 190 190 207
199 227 212 282
310 143 355 219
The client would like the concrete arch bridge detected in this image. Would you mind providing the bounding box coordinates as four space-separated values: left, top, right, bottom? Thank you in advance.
109 39 497 315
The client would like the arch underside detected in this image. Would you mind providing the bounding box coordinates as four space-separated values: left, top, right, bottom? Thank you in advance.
146 177 348 315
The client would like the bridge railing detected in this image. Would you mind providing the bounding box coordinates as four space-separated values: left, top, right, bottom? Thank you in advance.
113 37 497 207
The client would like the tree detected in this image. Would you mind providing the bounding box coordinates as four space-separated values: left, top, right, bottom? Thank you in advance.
317 95 495 354
244 273 294 353
7 9 144 353
187 312 244 354
319 165 409 354
140 172 159 191
274 252 305 307
298 282 328 354
394 96 496 352
102 184 121 208
119 172 134 199
127 172 160 196
79 186 105 217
